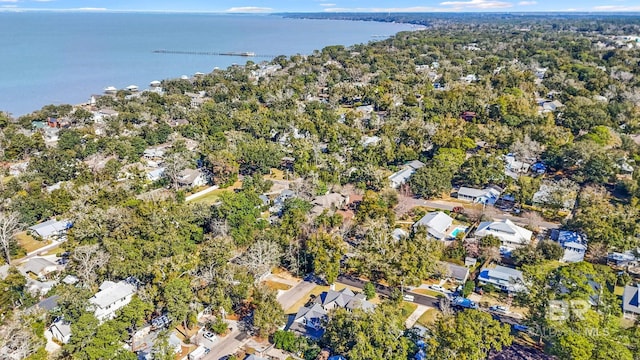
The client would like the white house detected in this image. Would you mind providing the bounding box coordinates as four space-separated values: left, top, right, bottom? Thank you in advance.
413 211 453 241
389 160 425 189
28 219 71 240
478 265 526 293
475 219 532 249
19 258 58 279
49 319 72 344
177 169 207 188
551 230 587 263
90 280 136 322
457 187 501 205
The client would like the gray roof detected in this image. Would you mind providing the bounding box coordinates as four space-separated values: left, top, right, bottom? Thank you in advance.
413 211 453 240
29 219 70 238
478 265 526 292
440 262 469 282
294 303 327 324
458 187 491 198
20 258 57 276
245 355 268 360
316 288 374 312
406 160 425 170
623 284 640 315
34 295 60 311
90 281 136 309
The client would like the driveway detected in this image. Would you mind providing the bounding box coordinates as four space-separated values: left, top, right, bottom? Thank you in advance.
277 280 316 311
202 321 249 360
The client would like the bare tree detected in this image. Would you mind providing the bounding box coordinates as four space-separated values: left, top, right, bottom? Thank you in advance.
239 240 282 281
0 212 22 265
72 244 110 285
509 134 543 162
163 152 189 189
0 311 44 359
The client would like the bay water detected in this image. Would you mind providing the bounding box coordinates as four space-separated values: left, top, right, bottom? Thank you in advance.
0 12 414 116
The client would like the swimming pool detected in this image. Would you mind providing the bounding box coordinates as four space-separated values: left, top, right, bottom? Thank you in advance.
450 227 467 238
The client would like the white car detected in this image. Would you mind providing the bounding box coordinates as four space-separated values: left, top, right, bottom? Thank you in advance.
430 285 445 292
203 331 216 341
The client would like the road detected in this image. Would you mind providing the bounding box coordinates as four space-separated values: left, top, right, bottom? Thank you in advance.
277 280 316 311
336 275 523 326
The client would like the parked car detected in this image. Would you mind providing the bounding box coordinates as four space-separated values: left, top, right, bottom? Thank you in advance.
430 285 445 292
513 324 529 332
489 305 508 313
203 331 216 341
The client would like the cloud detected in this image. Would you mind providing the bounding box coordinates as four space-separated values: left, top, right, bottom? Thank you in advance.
518 1 537 5
593 5 640 11
72 7 107 11
319 3 336 6
225 6 272 13
0 0 18 3
439 0 514 9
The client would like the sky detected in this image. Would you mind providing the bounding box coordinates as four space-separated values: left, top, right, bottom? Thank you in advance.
0 0 639 13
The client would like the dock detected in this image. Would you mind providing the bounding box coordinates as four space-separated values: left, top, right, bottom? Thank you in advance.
152 50 274 58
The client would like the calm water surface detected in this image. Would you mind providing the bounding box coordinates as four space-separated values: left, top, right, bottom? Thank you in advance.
0 13 414 115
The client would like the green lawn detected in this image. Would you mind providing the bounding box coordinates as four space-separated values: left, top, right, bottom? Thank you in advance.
417 308 441 326
189 180 242 204
15 232 50 255
401 302 418 320
412 288 445 298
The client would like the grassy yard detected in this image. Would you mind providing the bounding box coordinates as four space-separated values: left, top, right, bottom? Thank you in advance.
264 168 286 181
189 180 242 204
412 288 445 298
417 308 441 326
401 302 418 320
614 286 625 296
15 232 50 254
263 280 292 291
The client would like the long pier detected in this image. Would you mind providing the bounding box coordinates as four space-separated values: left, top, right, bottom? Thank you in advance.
152 49 275 58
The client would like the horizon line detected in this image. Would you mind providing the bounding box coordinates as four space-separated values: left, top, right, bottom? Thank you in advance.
1 8 640 15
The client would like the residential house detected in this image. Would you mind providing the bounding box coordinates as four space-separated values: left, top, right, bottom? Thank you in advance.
28 295 59 313
177 168 207 188
389 160 425 189
146 167 165 182
475 219 533 249
185 91 207 108
362 135 381 147
438 261 470 284
28 219 71 240
478 265 526 293
391 228 409 241
143 146 168 160
288 303 328 338
26 279 56 296
550 230 587 263
90 280 136 322
608 251 639 267
49 319 72 344
19 258 58 279
269 189 296 214
622 284 640 320
457 186 501 205
413 211 453 241
311 193 349 216
314 288 375 312
502 154 531 179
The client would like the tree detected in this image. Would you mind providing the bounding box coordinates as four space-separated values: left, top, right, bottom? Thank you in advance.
306 231 346 284
322 302 412 360
0 212 22 265
0 311 44 360
163 152 189 189
272 330 298 352
426 310 512 360
239 240 282 281
163 277 194 329
538 240 564 261
363 282 376 300
252 287 285 337
71 244 110 285
409 165 453 198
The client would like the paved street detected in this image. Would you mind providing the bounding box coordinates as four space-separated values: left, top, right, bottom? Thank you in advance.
277 280 316 311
